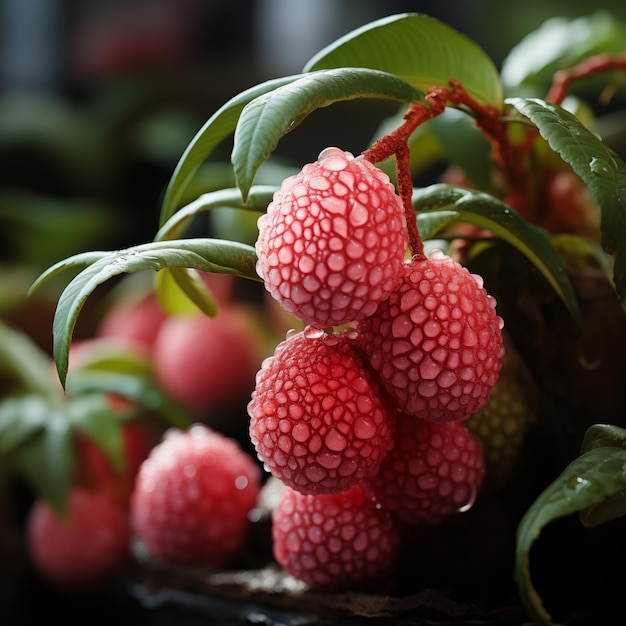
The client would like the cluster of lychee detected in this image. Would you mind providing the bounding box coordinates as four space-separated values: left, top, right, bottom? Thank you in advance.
25 147 504 596
248 147 504 590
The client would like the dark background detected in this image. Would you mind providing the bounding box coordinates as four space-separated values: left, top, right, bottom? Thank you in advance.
2 2 626 625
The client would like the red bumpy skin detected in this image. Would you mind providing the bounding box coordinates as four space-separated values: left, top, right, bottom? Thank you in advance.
363 411 485 526
358 249 504 422
272 484 400 591
131 425 261 567
248 328 394 495
255 147 407 328
26 487 131 591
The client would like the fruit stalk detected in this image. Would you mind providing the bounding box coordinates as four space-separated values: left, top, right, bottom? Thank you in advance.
545 52 626 105
362 87 448 259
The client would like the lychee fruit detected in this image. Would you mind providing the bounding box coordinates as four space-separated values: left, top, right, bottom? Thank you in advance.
248 328 394 495
255 147 407 328
358 249 504 422
130 425 261 567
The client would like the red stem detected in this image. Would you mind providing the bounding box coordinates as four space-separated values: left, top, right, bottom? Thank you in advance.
546 52 626 105
362 87 447 259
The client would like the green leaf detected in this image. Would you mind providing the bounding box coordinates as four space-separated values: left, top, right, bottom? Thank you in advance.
506 97 626 304
156 265 256 317
66 393 126 473
51 238 258 386
11 407 74 514
155 186 277 241
159 75 300 226
232 67 427 200
0 320 56 396
412 184 581 321
415 210 460 241
580 423 626 453
515 443 626 626
157 186 274 314
428 109 494 190
63 340 154 379
28 250 110 295
578 424 626 528
501 12 626 92
304 13 503 109
155 267 219 317
0 394 49 456
66 371 193 431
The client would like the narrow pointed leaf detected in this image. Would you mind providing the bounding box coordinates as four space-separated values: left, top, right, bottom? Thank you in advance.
578 424 626 528
0 320 56 395
52 239 258 386
507 97 626 303
12 408 74 514
157 267 219 317
28 250 110 295
501 13 626 91
159 75 300 226
66 394 126 473
580 423 626 452
232 67 427 200
304 13 503 108
155 187 277 312
515 444 626 626
66 371 193 430
0 394 48 455
412 184 581 321
155 185 277 241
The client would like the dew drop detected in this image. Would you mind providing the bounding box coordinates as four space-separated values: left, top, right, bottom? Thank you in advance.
304 326 325 339
589 156 612 179
286 328 301 340
235 475 249 490
456 484 477 512
566 475 591 492
183 463 197 478
318 148 351 170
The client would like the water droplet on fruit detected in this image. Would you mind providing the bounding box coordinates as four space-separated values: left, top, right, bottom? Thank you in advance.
457 484 477 512
234 475 249 491
429 248 445 260
183 463 197 478
304 326 325 340
285 328 301 340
